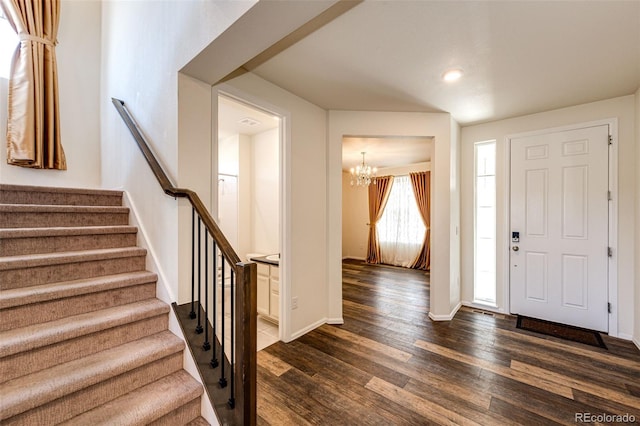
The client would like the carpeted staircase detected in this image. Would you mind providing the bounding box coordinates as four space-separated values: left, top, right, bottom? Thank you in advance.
0 184 208 425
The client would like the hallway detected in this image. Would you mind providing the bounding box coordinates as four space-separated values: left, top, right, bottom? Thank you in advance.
256 260 640 425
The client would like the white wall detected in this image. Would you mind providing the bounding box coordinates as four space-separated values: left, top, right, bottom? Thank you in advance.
342 162 431 260
238 134 252 261
101 0 255 301
223 73 328 341
251 127 279 255
214 129 279 257
461 95 637 339
329 111 460 321
635 88 640 349
219 134 239 175
449 119 461 310
176 73 213 303
0 0 101 188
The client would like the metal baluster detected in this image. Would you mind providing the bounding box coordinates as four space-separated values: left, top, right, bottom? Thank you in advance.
195 217 203 334
189 208 196 319
219 259 227 388
210 244 219 368
203 229 211 350
228 269 236 408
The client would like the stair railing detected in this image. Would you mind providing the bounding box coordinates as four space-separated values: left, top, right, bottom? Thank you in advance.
112 98 256 425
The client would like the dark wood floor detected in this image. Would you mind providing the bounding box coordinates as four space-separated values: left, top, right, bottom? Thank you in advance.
256 259 640 425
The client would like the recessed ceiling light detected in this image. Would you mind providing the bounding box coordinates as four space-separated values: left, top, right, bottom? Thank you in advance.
442 68 464 82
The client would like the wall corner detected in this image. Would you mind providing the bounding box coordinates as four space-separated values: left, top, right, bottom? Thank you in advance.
634 87 640 347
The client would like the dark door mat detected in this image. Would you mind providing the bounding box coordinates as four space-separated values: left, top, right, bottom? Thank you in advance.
516 315 607 349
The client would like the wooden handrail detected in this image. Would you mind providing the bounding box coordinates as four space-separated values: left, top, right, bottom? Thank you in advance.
113 97 256 425
111 98 240 266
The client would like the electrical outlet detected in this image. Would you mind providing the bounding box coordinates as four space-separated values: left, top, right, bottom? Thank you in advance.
292 296 298 310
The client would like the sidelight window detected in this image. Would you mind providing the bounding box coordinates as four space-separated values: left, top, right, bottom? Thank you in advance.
474 141 497 305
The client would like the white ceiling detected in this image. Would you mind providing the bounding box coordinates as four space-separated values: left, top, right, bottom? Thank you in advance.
218 96 280 141
221 0 639 169
342 136 432 171
252 0 640 126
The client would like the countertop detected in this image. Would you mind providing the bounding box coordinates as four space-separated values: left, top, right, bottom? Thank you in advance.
249 255 279 266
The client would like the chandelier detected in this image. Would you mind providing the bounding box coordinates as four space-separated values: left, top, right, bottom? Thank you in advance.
350 152 377 186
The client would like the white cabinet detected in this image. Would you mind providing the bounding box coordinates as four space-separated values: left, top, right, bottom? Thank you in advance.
256 264 270 317
256 262 279 323
269 265 279 321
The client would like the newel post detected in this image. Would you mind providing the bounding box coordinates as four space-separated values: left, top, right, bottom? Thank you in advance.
235 262 257 425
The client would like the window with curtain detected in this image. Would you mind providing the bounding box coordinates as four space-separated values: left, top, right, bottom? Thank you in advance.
377 175 426 267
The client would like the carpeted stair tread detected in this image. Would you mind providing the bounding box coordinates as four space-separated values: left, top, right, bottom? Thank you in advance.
0 226 139 256
0 204 130 228
1 248 148 290
0 204 129 214
0 225 137 239
0 247 147 271
0 316 170 385
0 331 185 420
0 183 123 197
0 270 157 309
60 370 204 426
0 299 169 358
0 184 207 422
0 184 123 206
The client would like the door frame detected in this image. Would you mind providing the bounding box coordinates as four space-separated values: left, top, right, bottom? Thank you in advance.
212 83 291 342
504 118 618 337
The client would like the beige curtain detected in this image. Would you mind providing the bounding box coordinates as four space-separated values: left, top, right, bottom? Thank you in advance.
409 171 431 270
1 0 66 169
366 176 394 264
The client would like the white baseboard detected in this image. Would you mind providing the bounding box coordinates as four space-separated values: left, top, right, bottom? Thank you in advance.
614 332 632 341
287 318 328 342
633 336 640 351
612 332 632 341
429 302 462 321
326 317 344 325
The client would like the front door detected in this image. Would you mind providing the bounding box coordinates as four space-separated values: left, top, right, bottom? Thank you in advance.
510 125 609 332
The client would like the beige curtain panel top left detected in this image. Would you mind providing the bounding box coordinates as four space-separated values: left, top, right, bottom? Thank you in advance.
1 0 66 169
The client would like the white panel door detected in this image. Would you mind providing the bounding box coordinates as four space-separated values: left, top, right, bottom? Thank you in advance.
510 125 609 332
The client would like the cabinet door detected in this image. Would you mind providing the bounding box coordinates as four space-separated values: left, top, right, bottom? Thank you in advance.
270 277 279 294
257 275 269 316
257 263 269 276
270 289 280 320
270 266 279 280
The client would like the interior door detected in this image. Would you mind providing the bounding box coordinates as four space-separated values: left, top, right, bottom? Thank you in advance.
510 125 609 332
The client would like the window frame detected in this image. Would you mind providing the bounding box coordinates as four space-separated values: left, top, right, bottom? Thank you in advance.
473 140 497 306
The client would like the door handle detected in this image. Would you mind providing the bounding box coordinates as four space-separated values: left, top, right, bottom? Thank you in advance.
512 246 519 251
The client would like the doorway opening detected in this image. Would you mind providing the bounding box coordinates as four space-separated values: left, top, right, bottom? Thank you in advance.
215 92 283 350
341 135 432 269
